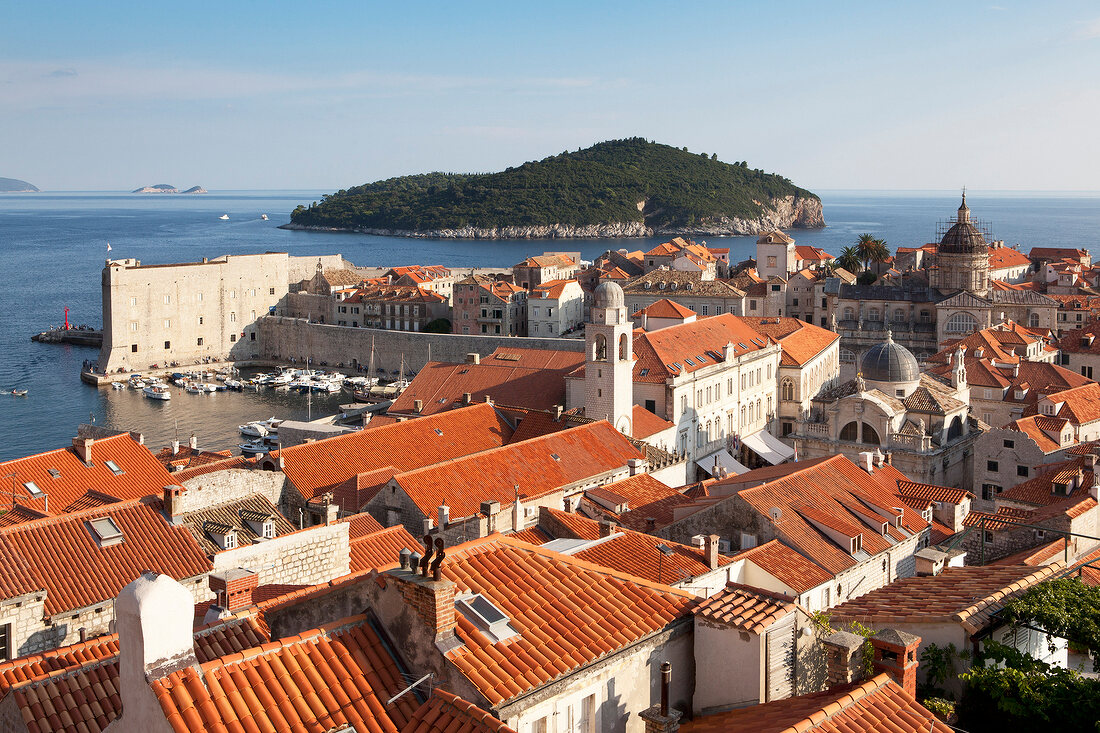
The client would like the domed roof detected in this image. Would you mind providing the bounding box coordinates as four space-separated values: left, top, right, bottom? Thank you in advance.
593 281 625 309
939 193 987 254
860 332 920 384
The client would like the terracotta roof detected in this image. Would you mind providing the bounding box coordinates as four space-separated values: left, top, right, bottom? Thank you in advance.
631 405 675 439
708 456 929 575
632 314 774 383
348 523 423 574
592 475 693 532
738 317 839 366
0 504 48 527
988 246 1032 269
757 230 795 244
279 402 514 502
517 254 576 268
529 278 578 300
794 245 833 262
389 348 583 417
0 433 176 517
1009 415 1066 453
440 536 696 706
0 498 212 616
172 455 258 481
621 271 745 300
896 480 971 505
404 689 517 733
963 506 1032 531
527 507 733 585
341 512 384 539
902 378 966 415
1029 247 1089 261
732 539 833 593
993 537 1070 566
151 615 423 733
635 298 697 320
679 673 950 733
998 457 1093 507
1042 382 1100 425
392 421 644 522
178 494 296 555
831 563 1063 634
505 407 591 444
695 583 798 633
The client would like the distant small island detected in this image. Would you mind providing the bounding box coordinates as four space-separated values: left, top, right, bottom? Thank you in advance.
0 177 39 193
131 184 207 194
284 138 824 239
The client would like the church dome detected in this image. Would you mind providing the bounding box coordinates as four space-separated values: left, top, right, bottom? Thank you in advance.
860 332 919 384
939 193 987 254
593 281 625 309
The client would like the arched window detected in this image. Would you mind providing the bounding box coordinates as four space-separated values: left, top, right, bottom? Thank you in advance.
593 333 607 361
947 415 963 441
945 312 978 334
781 378 794 401
748 402 755 422
839 348 856 364
618 333 628 361
861 423 881 445
840 421 859 441
740 405 746 426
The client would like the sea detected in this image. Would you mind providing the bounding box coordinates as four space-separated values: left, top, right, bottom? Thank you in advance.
0 189 1097 462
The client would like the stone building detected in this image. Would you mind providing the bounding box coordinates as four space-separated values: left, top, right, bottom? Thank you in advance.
928 193 990 296
512 252 580 290
337 284 449 331
793 335 982 490
453 275 527 336
527 279 585 336
621 270 746 319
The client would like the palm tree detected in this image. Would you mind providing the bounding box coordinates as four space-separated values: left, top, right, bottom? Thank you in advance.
869 238 891 266
855 233 878 270
836 246 861 274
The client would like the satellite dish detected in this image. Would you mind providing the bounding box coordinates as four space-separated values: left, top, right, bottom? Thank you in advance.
769 507 782 521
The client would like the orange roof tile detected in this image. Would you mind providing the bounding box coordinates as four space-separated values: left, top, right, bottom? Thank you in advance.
403 689 517 733
529 278 578 300
631 405 675 439
694 583 797 633
348 523 423 574
0 497 212 616
679 673 950 733
993 537 1070 566
632 314 775 383
896 480 972 505
732 539 833 593
1044 383 1100 424
393 421 644 522
794 245 833 262
1009 415 1065 453
440 536 696 706
279 402 514 502
151 615 422 733
738 317 839 366
635 298 697 320
998 457 1092 507
831 563 1063 634
0 433 176 517
988 246 1032 269
586 474 692 532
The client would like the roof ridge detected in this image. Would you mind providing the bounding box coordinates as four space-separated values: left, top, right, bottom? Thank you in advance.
12 655 120 694
0 494 153 534
783 673 894 732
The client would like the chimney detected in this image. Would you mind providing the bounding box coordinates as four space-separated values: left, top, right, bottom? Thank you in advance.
870 629 921 698
512 484 522 530
114 573 199 728
859 451 874 473
599 519 615 538
463 392 472 406
628 458 645 476
704 534 720 570
189 434 198 450
466 353 480 365
171 439 180 455
71 436 93 465
163 485 185 519
823 630 867 686
723 341 734 361
481 500 501 533
206 568 259 620
438 502 450 528
638 661 682 733
554 404 564 420
913 547 947 577
414 399 423 414
387 549 459 651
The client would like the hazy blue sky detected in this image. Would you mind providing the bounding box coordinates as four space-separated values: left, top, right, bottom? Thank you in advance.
3 1 1099 191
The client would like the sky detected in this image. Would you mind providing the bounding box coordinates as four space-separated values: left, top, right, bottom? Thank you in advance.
3 1 1100 192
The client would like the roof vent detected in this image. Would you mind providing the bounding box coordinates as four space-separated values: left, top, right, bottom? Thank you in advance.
434 428 444 436
47 468 61 479
769 507 782 521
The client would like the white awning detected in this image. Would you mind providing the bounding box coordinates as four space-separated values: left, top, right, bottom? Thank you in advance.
696 449 751 477
742 431 795 465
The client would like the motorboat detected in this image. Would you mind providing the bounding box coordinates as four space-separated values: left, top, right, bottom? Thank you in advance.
238 442 268 456
142 383 171 400
11 388 28 397
225 379 243 390
219 214 229 220
239 422 269 438
184 383 205 394
261 214 269 221
112 382 126 390
199 383 219 393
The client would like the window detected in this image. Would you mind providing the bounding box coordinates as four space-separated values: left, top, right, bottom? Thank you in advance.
1003 439 1015 449
250 332 256 341
164 340 171 349
945 312 979 334
198 316 204 325
781 379 794 401
88 516 124 547
131 344 138 353
840 421 858 441
269 287 276 295
104 460 124 476
982 483 1000 501
163 319 171 329
983 530 995 543
987 460 999 472
224 532 237 549
701 305 709 316
0 623 9 662
1017 465 1029 478
129 297 137 306
644 399 656 413
531 717 548 733
749 299 758 310
767 256 777 268
229 312 237 323
197 337 204 346
263 521 275 539
1084 366 1094 379
229 334 236 342
129 322 138 332
164 294 171 304
22 481 43 498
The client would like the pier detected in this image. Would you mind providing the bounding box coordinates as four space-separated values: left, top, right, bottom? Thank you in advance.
32 328 103 347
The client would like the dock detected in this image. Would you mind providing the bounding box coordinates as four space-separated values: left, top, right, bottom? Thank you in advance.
32 329 103 347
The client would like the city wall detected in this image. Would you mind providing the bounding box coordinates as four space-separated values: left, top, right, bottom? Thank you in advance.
255 316 585 372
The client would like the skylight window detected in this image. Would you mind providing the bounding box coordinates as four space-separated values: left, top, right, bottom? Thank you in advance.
88 517 124 547
737 343 748 350
684 358 696 366
639 368 649 377
434 428 444 436
455 593 518 643
696 354 707 362
551 453 561 461
22 481 43 498
47 469 61 479
674 362 684 370
104 460 124 476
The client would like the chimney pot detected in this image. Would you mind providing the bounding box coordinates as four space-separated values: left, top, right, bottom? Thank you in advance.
414 399 423 414
399 547 412 570
467 353 480 365
438 503 450 528
463 392 472 405
189 434 198 450
870 629 922 698
171 439 180 455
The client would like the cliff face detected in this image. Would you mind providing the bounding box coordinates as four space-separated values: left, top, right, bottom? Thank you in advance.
281 194 824 240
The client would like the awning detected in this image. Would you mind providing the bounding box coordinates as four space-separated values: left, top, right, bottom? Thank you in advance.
742 431 796 465
696 449 751 477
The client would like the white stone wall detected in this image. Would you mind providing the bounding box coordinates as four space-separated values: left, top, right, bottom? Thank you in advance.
211 522 349 587
178 468 289 512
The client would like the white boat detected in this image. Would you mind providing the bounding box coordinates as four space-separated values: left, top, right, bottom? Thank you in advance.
238 442 268 456
239 422 269 438
225 379 243 390
261 214 269 221
142 384 171 400
11 388 28 397
219 214 229 220
112 382 126 390
198 383 218 393
270 372 293 386
185 383 205 394
257 417 283 433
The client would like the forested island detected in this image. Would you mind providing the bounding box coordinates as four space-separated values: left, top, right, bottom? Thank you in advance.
284 138 824 239
131 184 207 194
0 178 39 193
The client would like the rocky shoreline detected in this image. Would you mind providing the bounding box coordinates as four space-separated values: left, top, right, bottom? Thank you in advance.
280 195 825 239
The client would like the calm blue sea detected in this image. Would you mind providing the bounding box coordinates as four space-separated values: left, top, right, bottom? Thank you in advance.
0 189 1097 461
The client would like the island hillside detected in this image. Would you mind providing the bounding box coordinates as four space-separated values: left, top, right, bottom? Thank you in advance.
0 177 39 193
131 184 207 194
283 138 824 239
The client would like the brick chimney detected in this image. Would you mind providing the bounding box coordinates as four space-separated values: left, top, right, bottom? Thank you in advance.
463 392 473 406
71 436 93 465
599 519 615 538
639 661 681 733
387 564 460 652
207 568 259 617
870 629 921 698
704 534 720 570
163 485 186 519
822 630 865 686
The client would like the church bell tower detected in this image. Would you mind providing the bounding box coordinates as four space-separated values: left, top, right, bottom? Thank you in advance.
585 282 634 436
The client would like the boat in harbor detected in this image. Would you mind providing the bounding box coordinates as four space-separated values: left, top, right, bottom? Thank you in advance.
184 383 205 394
239 416 282 438
224 378 243 390
112 382 125 390
142 383 171 400
261 214 269 220
219 214 229 220
238 441 268 456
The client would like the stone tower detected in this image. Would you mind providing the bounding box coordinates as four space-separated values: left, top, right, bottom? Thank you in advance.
931 192 990 296
586 281 634 436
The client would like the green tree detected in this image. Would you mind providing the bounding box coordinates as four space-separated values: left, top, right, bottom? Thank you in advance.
836 246 862 274
855 233 878 270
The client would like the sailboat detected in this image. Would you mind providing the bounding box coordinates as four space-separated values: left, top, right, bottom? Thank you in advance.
350 336 379 401
219 214 229 220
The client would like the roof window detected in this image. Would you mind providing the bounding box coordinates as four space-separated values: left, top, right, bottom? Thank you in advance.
88 516 124 547
104 460 124 476
551 453 561 461
737 342 748 350
47 469 61 479
674 362 684 370
639 368 649 377
434 428 444 436
22 481 44 498
455 593 518 643
684 358 696 366
696 354 707 362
